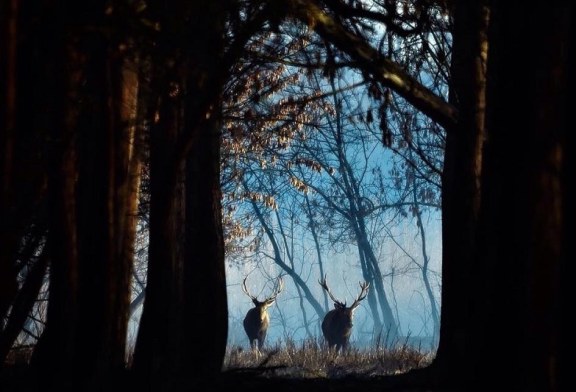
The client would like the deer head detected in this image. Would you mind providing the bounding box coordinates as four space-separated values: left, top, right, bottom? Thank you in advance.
319 274 370 352
242 276 284 353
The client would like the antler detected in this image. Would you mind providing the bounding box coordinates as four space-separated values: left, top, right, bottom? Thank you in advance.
242 276 284 302
318 274 346 308
266 276 284 303
242 277 257 301
350 281 370 310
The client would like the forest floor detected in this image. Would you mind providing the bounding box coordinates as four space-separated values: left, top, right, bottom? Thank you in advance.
213 367 452 392
2 342 451 391
1 365 452 392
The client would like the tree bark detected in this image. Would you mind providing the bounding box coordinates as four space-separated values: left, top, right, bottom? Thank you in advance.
0 0 20 328
29 6 81 384
471 4 571 390
432 0 489 387
131 59 185 389
133 2 231 388
29 3 138 389
183 112 227 379
74 37 140 385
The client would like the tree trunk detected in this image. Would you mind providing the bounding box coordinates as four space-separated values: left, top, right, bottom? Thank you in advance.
74 38 140 386
249 195 325 319
410 175 440 344
29 4 138 389
434 2 571 391
29 6 81 384
131 61 186 389
117 60 143 364
0 0 20 328
471 4 571 390
433 0 489 387
133 2 231 387
182 112 227 379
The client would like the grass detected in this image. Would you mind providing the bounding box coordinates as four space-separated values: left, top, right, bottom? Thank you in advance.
1 340 437 392
4 337 435 381
223 337 435 379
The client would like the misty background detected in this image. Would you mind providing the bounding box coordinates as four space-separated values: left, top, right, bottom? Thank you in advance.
127 213 442 355
226 215 442 350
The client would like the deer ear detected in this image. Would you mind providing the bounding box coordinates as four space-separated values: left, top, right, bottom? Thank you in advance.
265 298 275 307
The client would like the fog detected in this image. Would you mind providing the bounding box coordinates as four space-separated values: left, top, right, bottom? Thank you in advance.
225 212 442 352
124 210 442 357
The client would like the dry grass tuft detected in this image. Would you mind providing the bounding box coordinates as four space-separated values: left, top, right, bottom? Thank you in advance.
223 337 435 379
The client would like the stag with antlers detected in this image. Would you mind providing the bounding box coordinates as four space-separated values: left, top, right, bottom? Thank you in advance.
242 276 284 353
319 274 370 352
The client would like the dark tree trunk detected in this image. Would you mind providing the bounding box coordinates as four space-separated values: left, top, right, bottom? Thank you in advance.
0 0 48 332
0 0 19 324
471 4 571 390
133 1 230 388
75 32 119 383
433 3 571 391
29 4 82 384
29 3 137 389
182 113 227 380
74 32 139 386
32 101 80 389
432 0 489 387
131 62 186 389
130 2 189 386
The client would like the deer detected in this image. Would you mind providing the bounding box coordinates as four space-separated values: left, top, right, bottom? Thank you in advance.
318 274 370 352
242 276 284 354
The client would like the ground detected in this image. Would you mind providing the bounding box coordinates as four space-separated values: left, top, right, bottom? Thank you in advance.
0 363 449 392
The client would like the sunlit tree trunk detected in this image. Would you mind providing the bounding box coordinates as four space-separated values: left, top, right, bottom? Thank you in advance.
117 61 143 364
29 3 139 389
74 41 140 385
